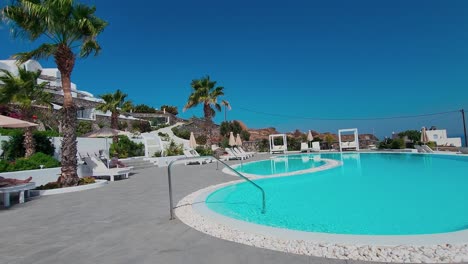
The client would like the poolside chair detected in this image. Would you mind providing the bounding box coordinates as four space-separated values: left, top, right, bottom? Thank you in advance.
300 142 310 152
0 182 36 208
414 145 426 153
421 145 434 153
183 150 211 165
270 145 286 154
232 147 250 158
236 146 255 157
224 148 247 160
84 157 131 182
312 142 321 152
188 149 214 162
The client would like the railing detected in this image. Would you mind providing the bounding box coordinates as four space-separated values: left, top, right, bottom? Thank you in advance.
167 156 266 220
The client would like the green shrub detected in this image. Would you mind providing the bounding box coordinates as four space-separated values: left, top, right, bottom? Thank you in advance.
427 141 436 149
76 121 93 136
109 136 145 158
165 140 183 156
1 131 55 160
152 123 169 130
0 128 22 135
220 137 229 148
257 139 269 152
78 177 96 185
118 121 128 131
0 152 60 172
195 146 213 156
171 127 190 139
240 130 250 141
196 135 207 145
153 151 162 157
158 132 170 141
390 138 405 149
287 136 301 151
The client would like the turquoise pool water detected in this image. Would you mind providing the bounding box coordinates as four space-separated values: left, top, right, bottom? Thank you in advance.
234 155 326 175
206 153 468 235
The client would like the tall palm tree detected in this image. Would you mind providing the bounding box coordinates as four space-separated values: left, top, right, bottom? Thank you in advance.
3 0 108 186
221 99 231 122
96 89 128 144
183 76 224 121
0 67 52 157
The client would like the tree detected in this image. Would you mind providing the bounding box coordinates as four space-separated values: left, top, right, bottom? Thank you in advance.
221 100 231 122
132 104 157 113
398 130 421 143
183 76 224 121
96 89 128 143
3 0 108 186
121 100 134 113
0 67 51 157
160 105 178 115
324 134 334 149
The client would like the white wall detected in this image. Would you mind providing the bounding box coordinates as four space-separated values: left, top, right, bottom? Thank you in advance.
0 165 89 186
52 137 108 160
425 130 461 147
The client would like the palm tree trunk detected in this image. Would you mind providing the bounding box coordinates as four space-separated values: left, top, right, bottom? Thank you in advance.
224 106 227 122
203 104 212 121
55 45 79 186
111 112 119 144
23 126 35 158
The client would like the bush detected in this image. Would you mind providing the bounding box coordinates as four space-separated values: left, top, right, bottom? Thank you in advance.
171 127 190 139
131 120 151 133
390 138 405 149
287 136 301 151
152 123 169 130
165 140 183 156
427 141 436 149
76 121 93 136
153 151 162 157
158 132 170 141
1 131 55 160
240 130 250 141
196 135 207 145
109 136 145 158
257 139 269 152
195 146 213 156
35 181 61 190
118 121 128 131
0 152 60 172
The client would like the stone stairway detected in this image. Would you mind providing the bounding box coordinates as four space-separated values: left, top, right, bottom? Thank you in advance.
122 157 157 170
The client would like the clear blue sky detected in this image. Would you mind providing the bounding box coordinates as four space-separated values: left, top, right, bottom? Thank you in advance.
1 0 467 138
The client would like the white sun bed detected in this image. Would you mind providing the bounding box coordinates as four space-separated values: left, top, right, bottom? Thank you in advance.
183 150 212 165
0 182 36 208
84 157 131 182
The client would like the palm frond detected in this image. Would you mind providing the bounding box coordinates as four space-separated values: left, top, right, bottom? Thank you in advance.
14 43 58 63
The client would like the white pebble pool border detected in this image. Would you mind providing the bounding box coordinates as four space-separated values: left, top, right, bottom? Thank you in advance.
176 177 468 263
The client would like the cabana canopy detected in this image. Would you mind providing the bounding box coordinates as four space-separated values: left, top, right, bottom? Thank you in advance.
338 128 359 152
269 134 287 154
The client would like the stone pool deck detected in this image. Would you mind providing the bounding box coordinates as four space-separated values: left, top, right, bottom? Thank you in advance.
0 153 464 264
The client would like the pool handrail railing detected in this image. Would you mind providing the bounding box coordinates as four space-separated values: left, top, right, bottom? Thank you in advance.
167 156 266 220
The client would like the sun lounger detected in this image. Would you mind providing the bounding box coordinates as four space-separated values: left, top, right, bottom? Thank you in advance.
84 157 131 182
237 146 255 157
183 150 212 165
270 145 286 154
414 145 426 153
421 145 434 153
232 147 251 158
224 148 247 160
300 142 310 152
0 182 35 208
312 142 321 151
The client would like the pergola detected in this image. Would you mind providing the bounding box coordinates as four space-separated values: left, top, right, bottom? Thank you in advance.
338 128 359 152
269 134 287 154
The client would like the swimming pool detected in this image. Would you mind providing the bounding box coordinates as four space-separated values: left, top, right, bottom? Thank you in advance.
206 153 468 235
234 154 326 176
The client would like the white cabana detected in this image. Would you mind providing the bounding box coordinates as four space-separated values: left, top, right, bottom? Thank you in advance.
338 128 359 152
269 134 287 154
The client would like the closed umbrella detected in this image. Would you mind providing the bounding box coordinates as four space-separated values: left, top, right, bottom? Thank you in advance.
420 127 429 145
235 133 243 146
307 130 314 148
0 115 37 128
229 131 236 146
189 132 197 148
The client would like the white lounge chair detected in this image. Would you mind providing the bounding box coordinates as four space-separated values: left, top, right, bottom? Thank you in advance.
0 182 35 208
421 145 434 153
84 157 131 182
236 146 254 157
300 142 310 152
224 148 247 160
312 141 321 151
183 150 211 165
232 147 251 158
414 145 426 153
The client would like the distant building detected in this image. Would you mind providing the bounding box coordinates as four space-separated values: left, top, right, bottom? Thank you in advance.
425 129 461 147
0 58 168 129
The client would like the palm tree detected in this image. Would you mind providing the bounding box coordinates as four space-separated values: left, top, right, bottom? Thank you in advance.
183 76 224 121
221 100 231 122
96 90 128 143
0 67 52 157
3 0 107 186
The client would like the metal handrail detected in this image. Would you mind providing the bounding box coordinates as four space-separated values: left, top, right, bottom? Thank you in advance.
167 155 266 220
